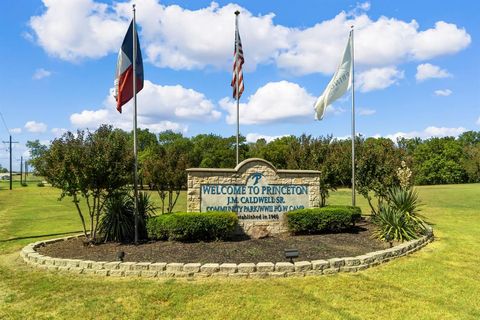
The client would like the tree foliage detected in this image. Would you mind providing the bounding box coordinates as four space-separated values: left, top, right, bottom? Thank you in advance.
31 125 134 242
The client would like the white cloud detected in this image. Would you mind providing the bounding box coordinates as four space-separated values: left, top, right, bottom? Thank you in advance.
358 108 376 116
416 63 451 81
28 1 471 74
220 81 316 125
10 128 22 134
24 121 47 133
476 116 480 125
32 68 52 80
381 126 467 140
434 89 452 96
51 128 68 137
356 66 404 92
412 21 471 60
245 133 288 143
70 80 218 133
29 0 126 61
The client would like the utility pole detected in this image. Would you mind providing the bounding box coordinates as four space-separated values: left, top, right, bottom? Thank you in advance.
2 135 19 190
20 156 23 185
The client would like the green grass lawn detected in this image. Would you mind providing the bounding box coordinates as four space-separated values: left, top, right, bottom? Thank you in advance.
0 182 479 319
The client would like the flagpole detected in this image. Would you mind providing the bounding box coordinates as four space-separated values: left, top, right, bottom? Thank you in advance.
351 26 356 207
132 4 139 244
235 10 240 166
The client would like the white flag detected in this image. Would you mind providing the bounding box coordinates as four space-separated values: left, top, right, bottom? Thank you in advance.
314 31 353 120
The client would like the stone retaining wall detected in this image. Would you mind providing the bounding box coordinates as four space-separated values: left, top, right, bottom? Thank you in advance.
20 231 434 278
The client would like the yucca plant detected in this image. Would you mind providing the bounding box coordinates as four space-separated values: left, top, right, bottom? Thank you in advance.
388 187 429 233
98 192 134 243
372 205 418 241
98 191 157 243
372 186 430 242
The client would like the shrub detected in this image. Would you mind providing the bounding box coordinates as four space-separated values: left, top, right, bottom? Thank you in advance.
98 191 155 243
37 182 44 187
372 206 418 241
147 211 238 241
372 187 429 241
286 206 361 234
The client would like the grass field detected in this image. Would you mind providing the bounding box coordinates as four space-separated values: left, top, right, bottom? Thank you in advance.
0 182 479 319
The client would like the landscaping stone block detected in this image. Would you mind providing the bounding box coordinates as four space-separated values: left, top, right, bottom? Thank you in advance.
79 260 93 268
311 259 329 270
229 272 249 278
294 261 311 272
109 270 124 277
183 263 201 273
328 258 345 268
256 262 274 273
275 262 294 272
141 270 158 278
149 262 167 271
219 263 237 273
104 262 120 270
119 262 136 271
134 262 152 271
91 261 106 270
166 263 184 272
249 272 268 279
323 268 340 275
237 263 256 273
95 270 109 276
124 270 141 277
200 263 220 274
268 271 286 278
344 257 361 266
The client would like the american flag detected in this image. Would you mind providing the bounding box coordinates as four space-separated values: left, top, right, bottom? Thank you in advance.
231 11 244 100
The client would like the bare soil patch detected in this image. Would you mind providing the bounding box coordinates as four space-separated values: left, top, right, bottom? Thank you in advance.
37 221 388 264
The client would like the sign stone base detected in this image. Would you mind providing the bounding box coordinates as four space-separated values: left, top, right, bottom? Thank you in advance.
186 158 321 237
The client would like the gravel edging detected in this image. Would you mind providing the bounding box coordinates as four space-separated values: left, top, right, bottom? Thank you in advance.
20 230 434 279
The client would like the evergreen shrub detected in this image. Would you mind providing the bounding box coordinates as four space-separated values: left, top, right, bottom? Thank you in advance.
147 211 238 241
286 206 361 234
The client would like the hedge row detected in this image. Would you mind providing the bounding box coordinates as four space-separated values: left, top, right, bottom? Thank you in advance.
286 205 361 234
147 211 238 241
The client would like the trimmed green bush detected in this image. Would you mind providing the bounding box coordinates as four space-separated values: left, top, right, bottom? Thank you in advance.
147 211 238 241
286 206 361 234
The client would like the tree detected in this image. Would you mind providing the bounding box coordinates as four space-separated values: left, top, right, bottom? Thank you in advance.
356 137 402 214
143 131 193 213
32 125 134 242
413 137 467 185
26 140 48 174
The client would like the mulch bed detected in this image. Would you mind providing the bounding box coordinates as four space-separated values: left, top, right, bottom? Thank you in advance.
37 221 389 264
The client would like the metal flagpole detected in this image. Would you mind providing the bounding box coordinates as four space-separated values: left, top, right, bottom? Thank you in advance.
351 26 356 206
132 4 139 244
235 11 240 166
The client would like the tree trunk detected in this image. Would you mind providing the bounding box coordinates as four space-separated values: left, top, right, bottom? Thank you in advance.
72 194 89 240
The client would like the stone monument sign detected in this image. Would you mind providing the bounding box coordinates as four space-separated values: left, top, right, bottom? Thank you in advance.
187 158 321 236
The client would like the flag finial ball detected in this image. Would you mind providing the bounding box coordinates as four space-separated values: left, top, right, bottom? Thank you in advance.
235 10 240 15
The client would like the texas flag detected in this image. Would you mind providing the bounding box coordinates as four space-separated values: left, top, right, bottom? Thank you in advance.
114 20 144 113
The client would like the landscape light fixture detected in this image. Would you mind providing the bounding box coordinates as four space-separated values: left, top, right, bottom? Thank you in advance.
385 233 393 248
284 248 299 263
116 251 125 262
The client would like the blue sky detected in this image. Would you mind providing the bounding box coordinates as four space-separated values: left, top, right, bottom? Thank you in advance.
0 0 479 170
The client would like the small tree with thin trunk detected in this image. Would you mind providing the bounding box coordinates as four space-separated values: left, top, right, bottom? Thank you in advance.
32 125 134 242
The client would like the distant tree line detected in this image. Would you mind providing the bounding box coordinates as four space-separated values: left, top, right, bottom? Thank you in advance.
27 128 480 211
